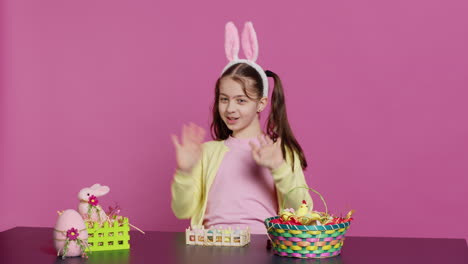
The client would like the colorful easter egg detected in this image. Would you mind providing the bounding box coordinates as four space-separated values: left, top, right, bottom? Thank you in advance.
54 209 88 257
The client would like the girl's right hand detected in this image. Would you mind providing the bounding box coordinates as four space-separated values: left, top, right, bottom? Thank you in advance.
171 123 206 174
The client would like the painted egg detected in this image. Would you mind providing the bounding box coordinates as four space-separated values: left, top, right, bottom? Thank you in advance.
54 209 88 257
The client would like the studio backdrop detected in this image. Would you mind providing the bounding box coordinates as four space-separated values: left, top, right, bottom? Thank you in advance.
1 0 467 241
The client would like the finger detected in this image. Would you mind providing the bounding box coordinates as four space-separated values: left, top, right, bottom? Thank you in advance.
276 137 282 146
181 124 188 146
187 123 200 144
258 135 267 147
189 122 198 134
252 151 261 163
193 124 204 142
193 127 201 144
195 125 206 143
250 147 261 163
184 124 194 146
171 134 181 149
249 140 260 152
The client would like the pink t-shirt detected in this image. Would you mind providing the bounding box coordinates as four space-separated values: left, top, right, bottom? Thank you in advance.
203 136 278 234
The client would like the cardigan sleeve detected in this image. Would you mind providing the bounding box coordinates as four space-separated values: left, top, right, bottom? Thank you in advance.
271 149 313 211
170 156 204 219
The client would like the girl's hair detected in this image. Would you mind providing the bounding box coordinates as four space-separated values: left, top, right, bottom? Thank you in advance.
210 63 307 170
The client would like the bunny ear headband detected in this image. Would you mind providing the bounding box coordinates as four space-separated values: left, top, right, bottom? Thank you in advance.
221 21 269 98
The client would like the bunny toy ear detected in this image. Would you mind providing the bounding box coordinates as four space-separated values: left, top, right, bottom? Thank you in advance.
89 183 110 196
225 22 240 61
90 184 102 190
241 22 259 62
94 185 110 196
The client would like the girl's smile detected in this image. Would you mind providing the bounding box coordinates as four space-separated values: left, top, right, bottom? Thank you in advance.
226 116 239 124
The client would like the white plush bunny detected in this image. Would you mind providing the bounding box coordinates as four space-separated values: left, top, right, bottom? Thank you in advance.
78 184 110 224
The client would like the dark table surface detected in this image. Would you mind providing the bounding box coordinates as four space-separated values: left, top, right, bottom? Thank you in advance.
0 227 467 264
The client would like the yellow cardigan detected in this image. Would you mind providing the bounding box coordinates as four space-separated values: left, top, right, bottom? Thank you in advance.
171 140 313 227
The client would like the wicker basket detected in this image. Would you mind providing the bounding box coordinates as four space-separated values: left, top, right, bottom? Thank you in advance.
264 186 352 258
265 217 350 258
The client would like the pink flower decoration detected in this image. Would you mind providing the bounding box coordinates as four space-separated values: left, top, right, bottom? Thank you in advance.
66 228 79 240
88 195 98 206
107 204 121 219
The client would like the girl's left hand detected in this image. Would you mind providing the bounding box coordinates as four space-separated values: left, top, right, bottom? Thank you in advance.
249 135 284 170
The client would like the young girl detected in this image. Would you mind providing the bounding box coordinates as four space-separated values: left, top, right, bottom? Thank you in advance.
171 22 312 234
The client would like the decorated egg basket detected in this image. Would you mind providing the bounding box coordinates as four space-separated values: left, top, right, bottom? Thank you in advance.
264 187 353 259
85 217 130 252
265 217 350 258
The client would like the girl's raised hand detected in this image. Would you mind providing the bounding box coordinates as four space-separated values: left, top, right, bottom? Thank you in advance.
249 135 284 170
171 123 206 173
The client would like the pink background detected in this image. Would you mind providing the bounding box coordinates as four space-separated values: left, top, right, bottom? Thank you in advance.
1 0 467 242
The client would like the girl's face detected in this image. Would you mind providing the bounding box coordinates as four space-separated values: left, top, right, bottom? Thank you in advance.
218 77 267 138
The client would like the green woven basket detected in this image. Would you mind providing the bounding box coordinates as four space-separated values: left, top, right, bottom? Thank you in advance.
264 186 352 258
265 216 350 258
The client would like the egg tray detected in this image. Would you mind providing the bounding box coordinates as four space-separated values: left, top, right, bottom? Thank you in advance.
185 226 251 247
85 217 130 251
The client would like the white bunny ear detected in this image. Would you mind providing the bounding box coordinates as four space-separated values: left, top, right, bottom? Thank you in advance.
241 22 259 62
225 22 240 61
94 185 110 196
90 183 102 190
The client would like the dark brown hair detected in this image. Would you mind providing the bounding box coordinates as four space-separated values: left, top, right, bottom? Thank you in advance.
210 63 307 170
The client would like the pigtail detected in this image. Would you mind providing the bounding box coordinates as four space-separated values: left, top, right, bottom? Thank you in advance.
265 70 307 170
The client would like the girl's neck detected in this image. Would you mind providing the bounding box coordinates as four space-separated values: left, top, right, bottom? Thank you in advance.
231 118 263 139
225 134 260 151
